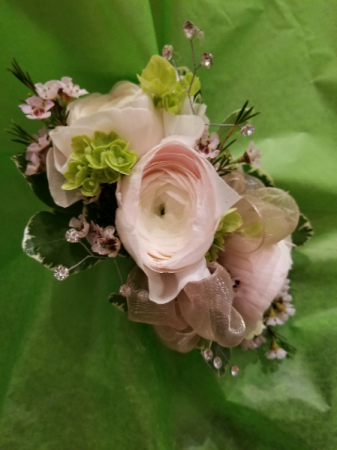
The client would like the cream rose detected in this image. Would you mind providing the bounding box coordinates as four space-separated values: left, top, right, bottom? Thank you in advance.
218 238 293 327
116 140 241 304
47 81 207 207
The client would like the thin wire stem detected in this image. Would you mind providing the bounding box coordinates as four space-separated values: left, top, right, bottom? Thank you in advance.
69 254 101 271
206 123 236 127
113 258 124 285
172 57 195 114
171 58 188 93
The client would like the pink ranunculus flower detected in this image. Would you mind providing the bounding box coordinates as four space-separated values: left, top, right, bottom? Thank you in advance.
115 140 241 304
218 238 293 327
19 96 54 120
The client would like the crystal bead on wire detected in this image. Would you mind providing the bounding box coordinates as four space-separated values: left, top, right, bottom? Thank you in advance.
203 349 213 361
183 21 196 39
162 44 174 60
241 124 255 136
231 365 239 377
200 52 213 69
65 228 80 243
54 265 69 281
213 356 223 369
119 284 131 297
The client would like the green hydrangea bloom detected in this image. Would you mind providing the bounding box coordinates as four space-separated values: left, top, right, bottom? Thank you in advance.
61 131 136 197
206 209 243 263
138 55 201 115
62 161 88 190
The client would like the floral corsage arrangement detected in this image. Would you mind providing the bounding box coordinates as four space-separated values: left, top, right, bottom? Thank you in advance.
8 21 312 376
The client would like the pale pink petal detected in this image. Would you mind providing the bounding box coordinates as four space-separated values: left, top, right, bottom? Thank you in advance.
218 239 292 326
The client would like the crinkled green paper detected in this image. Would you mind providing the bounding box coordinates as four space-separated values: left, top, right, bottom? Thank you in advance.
0 1 336 449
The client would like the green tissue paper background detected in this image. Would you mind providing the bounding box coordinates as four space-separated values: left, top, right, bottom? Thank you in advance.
0 1 336 449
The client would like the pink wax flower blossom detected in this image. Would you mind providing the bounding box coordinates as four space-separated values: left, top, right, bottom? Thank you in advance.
69 214 90 238
90 225 121 258
19 96 54 120
60 77 88 98
241 334 266 351
266 345 287 360
195 128 220 159
266 315 284 326
244 141 261 166
35 80 61 100
25 128 51 175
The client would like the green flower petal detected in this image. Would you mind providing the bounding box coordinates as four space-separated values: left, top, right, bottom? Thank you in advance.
206 209 243 262
104 146 137 175
81 177 100 197
138 55 177 98
62 162 88 190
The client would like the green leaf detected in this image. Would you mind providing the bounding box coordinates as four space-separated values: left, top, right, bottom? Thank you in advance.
242 163 275 187
292 213 313 246
11 153 82 214
23 210 103 273
109 293 128 312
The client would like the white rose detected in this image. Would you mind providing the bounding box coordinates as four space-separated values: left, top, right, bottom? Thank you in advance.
116 140 241 304
218 239 293 326
47 81 206 207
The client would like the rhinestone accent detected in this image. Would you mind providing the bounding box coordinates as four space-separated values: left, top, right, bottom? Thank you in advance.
213 356 222 369
231 365 239 377
119 284 131 297
183 21 196 39
200 52 213 69
241 124 255 137
203 349 213 361
54 265 69 281
162 45 174 60
138 289 149 301
65 228 80 243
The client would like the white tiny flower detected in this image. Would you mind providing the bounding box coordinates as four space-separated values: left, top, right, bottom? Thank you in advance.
276 311 289 323
240 339 256 351
266 347 287 360
285 304 296 316
266 316 284 326
244 141 261 166
254 335 266 347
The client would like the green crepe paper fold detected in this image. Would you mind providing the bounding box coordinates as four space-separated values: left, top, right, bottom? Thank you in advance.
0 0 337 449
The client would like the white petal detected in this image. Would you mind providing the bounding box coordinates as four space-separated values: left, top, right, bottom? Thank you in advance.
143 258 210 304
162 112 205 147
46 148 80 207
